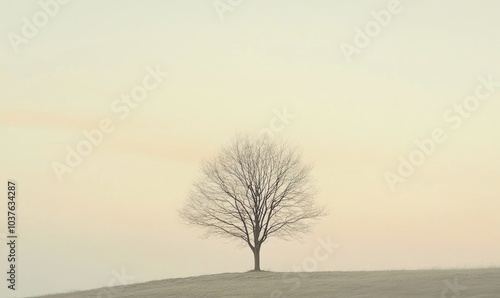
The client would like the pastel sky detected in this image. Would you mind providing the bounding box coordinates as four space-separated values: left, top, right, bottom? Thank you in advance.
1 0 500 296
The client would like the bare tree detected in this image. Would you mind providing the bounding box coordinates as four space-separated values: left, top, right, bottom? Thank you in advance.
179 135 326 271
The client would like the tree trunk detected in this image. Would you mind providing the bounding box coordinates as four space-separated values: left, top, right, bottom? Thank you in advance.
253 245 261 271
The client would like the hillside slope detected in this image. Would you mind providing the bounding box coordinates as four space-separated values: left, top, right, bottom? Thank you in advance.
36 268 500 298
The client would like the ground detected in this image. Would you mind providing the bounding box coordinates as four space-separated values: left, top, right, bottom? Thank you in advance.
35 268 500 298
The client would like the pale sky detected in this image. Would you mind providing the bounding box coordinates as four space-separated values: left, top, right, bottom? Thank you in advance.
1 0 500 297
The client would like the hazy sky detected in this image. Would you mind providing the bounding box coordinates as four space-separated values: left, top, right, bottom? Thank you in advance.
1 0 500 296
